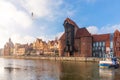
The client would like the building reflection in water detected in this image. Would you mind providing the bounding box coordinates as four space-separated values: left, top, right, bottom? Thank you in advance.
31 60 61 80
0 58 120 80
59 62 99 80
99 69 115 80
1 59 62 80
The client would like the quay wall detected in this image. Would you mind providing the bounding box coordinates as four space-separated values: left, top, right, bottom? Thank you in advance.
1 56 103 62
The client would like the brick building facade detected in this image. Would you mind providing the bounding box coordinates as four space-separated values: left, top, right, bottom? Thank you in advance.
4 38 14 56
59 18 92 57
14 43 29 56
92 34 111 57
113 30 120 57
59 18 120 57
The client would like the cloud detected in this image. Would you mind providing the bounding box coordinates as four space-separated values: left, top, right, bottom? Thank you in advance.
0 0 91 48
11 33 34 44
87 24 120 35
16 0 76 21
0 0 33 48
87 26 98 34
0 0 68 48
17 0 64 20
100 24 120 34
56 32 64 39
37 32 64 42
0 0 32 29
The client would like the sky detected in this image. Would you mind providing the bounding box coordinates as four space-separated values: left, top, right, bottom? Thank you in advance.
0 0 120 48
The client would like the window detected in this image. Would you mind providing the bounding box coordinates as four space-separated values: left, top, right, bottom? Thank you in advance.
93 43 95 47
103 42 105 46
96 47 98 51
98 42 99 46
98 47 101 50
110 41 113 48
93 52 95 57
96 42 98 46
102 47 105 51
99 42 101 46
101 42 103 46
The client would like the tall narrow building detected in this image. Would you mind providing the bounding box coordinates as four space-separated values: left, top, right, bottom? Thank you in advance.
4 38 14 56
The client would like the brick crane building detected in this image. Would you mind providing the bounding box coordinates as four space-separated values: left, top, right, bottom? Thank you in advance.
59 18 120 57
59 18 92 57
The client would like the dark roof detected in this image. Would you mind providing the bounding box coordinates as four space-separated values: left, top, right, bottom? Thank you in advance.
92 34 110 42
76 27 91 38
64 18 79 29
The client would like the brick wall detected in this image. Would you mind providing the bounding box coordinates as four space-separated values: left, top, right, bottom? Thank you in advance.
80 37 92 57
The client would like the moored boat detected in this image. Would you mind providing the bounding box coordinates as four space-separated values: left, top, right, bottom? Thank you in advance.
99 57 119 69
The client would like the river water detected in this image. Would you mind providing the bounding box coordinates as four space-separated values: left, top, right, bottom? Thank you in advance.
0 58 120 80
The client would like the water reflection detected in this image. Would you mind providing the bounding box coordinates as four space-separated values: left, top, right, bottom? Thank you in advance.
60 62 99 80
99 69 114 80
0 58 120 80
0 58 61 80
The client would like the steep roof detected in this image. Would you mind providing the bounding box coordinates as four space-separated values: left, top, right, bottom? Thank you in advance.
114 29 120 35
60 18 92 40
64 18 79 29
76 27 91 38
114 29 120 33
59 33 65 40
92 34 110 42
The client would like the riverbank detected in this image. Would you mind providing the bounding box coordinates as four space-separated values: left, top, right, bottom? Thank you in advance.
0 56 103 62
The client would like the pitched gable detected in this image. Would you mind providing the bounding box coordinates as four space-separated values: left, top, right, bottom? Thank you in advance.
76 27 91 38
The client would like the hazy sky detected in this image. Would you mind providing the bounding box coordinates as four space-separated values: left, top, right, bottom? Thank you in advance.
0 0 120 48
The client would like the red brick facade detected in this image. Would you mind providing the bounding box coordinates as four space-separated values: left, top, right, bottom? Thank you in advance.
59 18 120 57
92 34 111 57
114 30 120 57
59 18 92 57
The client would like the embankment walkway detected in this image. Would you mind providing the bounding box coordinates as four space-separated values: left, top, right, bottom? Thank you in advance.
1 56 103 62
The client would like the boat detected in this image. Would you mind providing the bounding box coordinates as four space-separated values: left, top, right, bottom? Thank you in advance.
99 54 119 69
